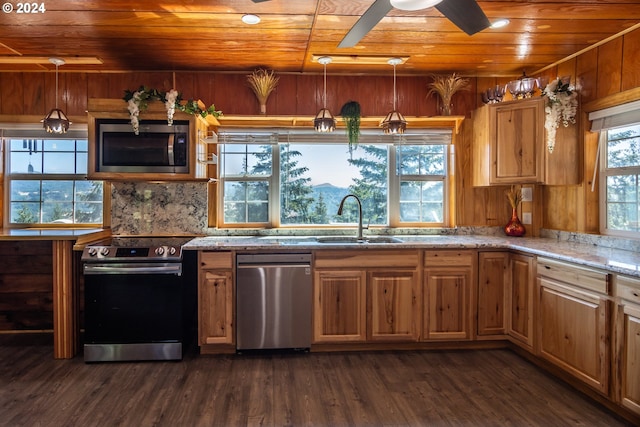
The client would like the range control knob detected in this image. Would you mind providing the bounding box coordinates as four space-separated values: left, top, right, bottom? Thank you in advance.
168 246 177 256
99 247 110 256
155 246 165 256
87 247 98 256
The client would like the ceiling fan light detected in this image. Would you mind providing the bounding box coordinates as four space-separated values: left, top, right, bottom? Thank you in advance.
381 111 407 135
390 0 443 11
314 108 336 132
42 108 71 134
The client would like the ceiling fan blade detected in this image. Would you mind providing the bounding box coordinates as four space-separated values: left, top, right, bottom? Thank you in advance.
338 0 393 48
251 0 270 2
435 0 491 35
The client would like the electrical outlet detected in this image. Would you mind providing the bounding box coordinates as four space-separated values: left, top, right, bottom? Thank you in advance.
522 212 532 224
521 187 533 202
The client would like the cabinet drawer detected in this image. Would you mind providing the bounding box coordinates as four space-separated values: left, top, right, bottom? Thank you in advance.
617 275 640 305
315 250 419 269
424 250 474 267
199 251 233 269
537 257 609 294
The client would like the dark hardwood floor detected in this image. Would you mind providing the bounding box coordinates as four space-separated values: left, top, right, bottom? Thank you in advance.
0 334 633 426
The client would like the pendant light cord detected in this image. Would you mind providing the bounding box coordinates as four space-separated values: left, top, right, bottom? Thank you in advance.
55 63 59 109
323 62 327 109
393 63 397 110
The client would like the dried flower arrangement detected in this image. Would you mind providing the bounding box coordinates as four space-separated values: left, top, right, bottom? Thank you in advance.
247 69 280 114
427 73 469 116
543 77 578 153
123 86 222 134
505 185 522 209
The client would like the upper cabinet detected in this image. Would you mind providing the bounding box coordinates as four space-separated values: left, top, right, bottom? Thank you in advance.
86 98 216 181
472 97 579 186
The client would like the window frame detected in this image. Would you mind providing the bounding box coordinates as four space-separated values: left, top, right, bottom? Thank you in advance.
2 128 105 228
217 131 452 229
599 126 640 238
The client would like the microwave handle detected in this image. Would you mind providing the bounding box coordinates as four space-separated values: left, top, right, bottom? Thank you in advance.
167 134 175 166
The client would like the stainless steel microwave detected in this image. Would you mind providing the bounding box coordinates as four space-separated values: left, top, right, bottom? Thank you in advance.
95 119 190 174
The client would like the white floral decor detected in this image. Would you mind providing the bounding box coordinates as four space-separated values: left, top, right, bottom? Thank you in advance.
123 86 222 135
543 77 578 153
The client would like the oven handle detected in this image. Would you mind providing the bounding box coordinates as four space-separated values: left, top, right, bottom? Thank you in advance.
83 263 182 275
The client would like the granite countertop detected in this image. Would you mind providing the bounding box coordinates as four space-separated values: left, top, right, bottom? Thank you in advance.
183 234 640 278
0 228 109 241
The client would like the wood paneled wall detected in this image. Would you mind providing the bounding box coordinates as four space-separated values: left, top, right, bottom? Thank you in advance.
1 27 639 233
0 241 53 331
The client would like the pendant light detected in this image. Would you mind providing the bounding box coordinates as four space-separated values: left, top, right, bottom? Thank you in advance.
42 58 71 134
381 58 407 135
314 56 336 133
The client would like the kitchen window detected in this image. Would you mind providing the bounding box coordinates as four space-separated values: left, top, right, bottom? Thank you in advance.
600 124 640 237
3 132 103 227
218 130 451 228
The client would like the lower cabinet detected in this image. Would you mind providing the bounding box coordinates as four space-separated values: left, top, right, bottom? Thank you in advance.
477 251 509 337
537 257 610 394
423 250 474 340
508 253 535 349
614 275 640 417
313 250 420 344
198 251 234 348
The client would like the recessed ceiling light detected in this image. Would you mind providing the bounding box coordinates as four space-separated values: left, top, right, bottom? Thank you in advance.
490 19 510 29
241 14 261 25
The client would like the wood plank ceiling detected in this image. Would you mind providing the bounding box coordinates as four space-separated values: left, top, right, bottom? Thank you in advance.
0 0 639 77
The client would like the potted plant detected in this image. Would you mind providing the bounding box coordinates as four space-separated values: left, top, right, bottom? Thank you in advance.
340 100 361 153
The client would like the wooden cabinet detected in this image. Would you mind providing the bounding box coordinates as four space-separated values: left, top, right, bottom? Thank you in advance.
537 257 610 394
314 269 367 342
472 97 579 186
313 250 420 344
198 251 234 351
423 250 474 340
508 253 535 349
613 275 640 417
477 251 508 337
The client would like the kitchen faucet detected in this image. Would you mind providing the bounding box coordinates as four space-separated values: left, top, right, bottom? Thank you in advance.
337 194 366 240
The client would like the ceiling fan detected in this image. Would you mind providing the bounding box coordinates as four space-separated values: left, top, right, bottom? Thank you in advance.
338 0 491 48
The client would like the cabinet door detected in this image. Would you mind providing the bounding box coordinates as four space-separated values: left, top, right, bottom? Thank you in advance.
508 254 534 349
619 304 640 416
491 98 544 184
477 252 508 336
423 267 472 340
313 270 367 343
538 278 609 394
368 270 420 342
199 270 234 345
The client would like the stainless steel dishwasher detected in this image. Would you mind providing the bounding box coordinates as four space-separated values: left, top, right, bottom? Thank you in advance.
236 253 312 351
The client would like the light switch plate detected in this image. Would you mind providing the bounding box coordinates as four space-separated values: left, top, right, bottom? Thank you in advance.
521 187 533 202
522 212 532 224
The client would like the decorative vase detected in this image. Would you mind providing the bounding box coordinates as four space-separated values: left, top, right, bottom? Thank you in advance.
260 103 267 115
441 103 453 116
504 208 526 237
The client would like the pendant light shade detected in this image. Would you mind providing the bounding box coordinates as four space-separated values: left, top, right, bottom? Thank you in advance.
314 56 336 133
42 58 71 134
381 58 407 135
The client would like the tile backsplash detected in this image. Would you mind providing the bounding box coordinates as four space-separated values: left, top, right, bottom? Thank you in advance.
110 182 208 235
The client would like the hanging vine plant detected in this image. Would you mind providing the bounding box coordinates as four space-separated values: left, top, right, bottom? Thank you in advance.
340 100 361 154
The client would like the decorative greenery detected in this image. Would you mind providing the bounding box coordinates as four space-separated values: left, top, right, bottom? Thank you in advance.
123 86 222 134
505 185 522 209
542 77 578 153
340 100 361 154
247 69 279 113
427 73 469 115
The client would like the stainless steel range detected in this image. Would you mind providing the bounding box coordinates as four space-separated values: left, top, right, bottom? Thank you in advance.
81 236 196 362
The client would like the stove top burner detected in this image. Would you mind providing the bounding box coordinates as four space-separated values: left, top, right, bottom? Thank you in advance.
81 236 195 263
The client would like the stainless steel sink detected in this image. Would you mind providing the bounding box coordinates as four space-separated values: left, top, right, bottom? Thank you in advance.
315 236 403 244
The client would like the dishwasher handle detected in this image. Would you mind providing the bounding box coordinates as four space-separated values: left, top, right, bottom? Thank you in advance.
236 253 312 266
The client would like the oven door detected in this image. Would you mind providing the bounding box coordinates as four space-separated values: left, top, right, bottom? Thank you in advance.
83 262 184 361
